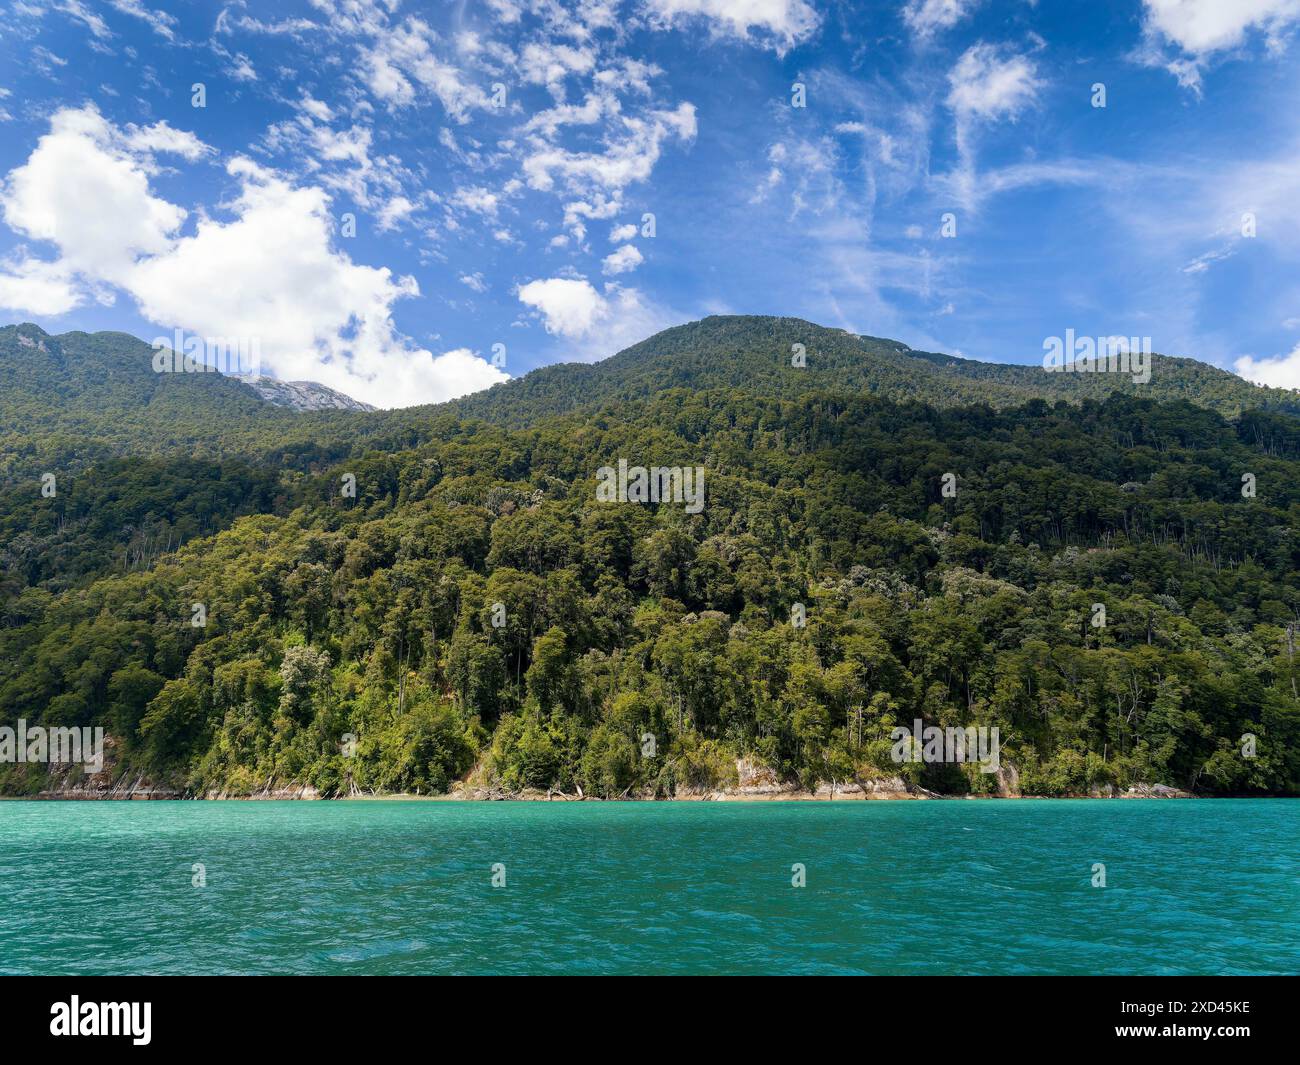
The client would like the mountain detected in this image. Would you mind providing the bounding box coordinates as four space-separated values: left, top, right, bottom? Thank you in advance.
246 378 375 412
0 323 384 479
6 316 1295 483
0 323 370 415
2 311 1299 801
452 316 1300 427
5 315 1294 475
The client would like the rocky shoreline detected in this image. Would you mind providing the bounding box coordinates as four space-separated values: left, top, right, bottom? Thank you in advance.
1 745 1196 801
7 764 1195 802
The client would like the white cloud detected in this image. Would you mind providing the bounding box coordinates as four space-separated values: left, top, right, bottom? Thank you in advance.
753 131 845 217
947 42 1041 121
943 43 1043 210
610 222 638 242
450 185 500 215
122 120 210 159
485 0 524 22
298 95 334 122
1142 0 1300 55
459 271 488 292
1182 245 1235 274
229 52 258 82
233 3 696 262
32 46 67 71
109 0 178 40
127 157 506 407
523 102 697 195
261 115 406 212
376 195 416 231
411 347 511 400
1235 342 1300 389
55 0 111 39
0 253 81 315
903 0 979 38
517 275 680 360
0 107 507 408
931 157 1107 210
360 16 487 119
602 243 644 274
524 93 614 138
642 0 821 53
517 276 607 337
0 106 193 286
519 41 597 89
1138 0 1300 90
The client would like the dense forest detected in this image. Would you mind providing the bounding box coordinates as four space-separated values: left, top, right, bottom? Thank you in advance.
1 316 1298 797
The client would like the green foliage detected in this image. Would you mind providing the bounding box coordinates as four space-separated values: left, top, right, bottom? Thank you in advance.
3 317 1299 797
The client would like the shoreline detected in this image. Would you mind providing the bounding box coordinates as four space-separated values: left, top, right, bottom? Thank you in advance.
4 786 1205 802
7 758 1206 801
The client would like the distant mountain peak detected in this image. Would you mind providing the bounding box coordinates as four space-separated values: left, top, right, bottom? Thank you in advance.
242 377 375 412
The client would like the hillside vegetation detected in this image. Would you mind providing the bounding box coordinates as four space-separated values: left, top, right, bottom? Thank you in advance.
1 317 1298 797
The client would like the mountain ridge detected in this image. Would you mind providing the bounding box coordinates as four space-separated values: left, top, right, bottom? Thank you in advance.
5 315 1295 430
451 315 1300 427
3 315 1297 482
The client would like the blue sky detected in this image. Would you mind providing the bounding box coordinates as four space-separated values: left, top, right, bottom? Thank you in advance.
1 0 1299 407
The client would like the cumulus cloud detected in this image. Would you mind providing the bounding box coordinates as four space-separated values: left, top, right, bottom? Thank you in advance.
1142 0 1300 55
376 194 416 232
0 107 507 408
947 42 1041 121
1236 343 1300 389
602 243 644 275
0 106 194 288
642 0 821 53
0 253 83 315
516 274 679 360
1138 0 1300 91
517 277 607 337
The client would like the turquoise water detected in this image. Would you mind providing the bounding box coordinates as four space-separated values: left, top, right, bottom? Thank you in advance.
0 799 1295 974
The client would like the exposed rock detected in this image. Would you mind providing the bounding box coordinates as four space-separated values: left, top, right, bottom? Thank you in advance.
1124 782 1193 798
244 377 375 412
735 757 785 795
856 775 923 799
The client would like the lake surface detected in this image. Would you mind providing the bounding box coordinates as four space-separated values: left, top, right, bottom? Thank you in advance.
0 799 1295 974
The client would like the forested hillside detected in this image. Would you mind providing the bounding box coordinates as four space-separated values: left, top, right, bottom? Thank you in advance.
6 317 1297 481
455 317 1300 428
1 317 1298 797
